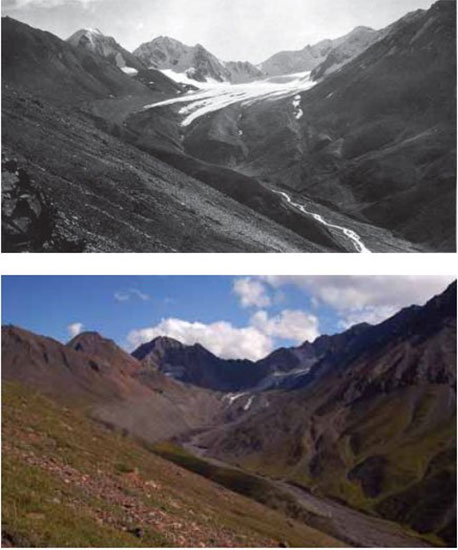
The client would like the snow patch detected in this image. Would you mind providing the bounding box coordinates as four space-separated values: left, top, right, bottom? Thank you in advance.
243 395 254 411
292 94 303 120
224 392 247 405
121 66 138 76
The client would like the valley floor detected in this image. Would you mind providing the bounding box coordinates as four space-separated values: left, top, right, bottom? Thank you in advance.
176 432 434 548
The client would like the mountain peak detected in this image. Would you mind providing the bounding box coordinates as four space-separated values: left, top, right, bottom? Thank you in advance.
133 35 263 84
67 330 108 345
131 335 184 361
67 27 107 44
80 28 104 36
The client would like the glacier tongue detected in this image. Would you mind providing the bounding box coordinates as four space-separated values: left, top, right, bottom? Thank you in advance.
143 71 316 126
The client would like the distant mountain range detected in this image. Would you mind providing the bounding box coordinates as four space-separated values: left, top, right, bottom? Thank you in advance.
2 281 456 545
63 25 388 87
131 321 373 392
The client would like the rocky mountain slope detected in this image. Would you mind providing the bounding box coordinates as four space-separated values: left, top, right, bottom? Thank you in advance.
259 26 383 77
197 282 457 546
134 36 263 84
1 326 222 442
310 26 386 80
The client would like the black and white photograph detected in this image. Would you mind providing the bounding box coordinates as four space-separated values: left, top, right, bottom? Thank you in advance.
1 0 456 252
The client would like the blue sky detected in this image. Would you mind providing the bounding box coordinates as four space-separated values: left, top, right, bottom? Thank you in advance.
1 276 453 360
2 0 435 62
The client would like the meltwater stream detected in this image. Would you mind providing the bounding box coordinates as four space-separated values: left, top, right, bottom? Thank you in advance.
274 191 372 253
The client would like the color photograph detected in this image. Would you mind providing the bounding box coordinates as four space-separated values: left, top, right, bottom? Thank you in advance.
2 275 456 547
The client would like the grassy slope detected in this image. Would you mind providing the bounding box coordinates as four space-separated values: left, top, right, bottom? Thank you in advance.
2 382 346 548
217 387 455 546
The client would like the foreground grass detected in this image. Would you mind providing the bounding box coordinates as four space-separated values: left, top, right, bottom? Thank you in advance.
2 382 346 547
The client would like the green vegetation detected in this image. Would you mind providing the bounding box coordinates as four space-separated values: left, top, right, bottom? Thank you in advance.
2 456 167 548
151 441 320 526
2 382 345 547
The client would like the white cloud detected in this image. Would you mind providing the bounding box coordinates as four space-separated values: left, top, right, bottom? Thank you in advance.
127 318 273 361
114 291 130 302
127 306 320 360
251 309 319 344
262 276 454 328
114 288 150 302
67 322 84 338
233 277 271 308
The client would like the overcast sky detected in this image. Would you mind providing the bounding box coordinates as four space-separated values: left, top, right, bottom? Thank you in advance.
3 0 435 62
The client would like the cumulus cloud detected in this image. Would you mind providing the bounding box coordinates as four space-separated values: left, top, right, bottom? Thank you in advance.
262 276 454 328
67 322 84 338
251 309 319 344
127 318 273 361
233 277 271 308
114 288 150 302
127 306 320 360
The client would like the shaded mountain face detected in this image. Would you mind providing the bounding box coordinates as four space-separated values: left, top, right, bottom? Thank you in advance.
133 36 263 84
259 26 383 77
132 336 270 391
199 282 457 546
